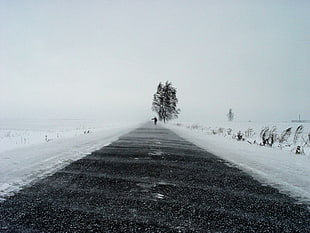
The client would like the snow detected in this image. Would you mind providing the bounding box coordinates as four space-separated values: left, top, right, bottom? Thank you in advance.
0 118 134 153
166 122 310 205
1 119 310 206
0 119 142 201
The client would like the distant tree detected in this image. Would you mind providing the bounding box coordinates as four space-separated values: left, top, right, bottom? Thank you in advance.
227 108 234 121
152 81 180 123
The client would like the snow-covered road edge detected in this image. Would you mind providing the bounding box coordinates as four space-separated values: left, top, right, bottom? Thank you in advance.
0 122 143 201
165 124 310 206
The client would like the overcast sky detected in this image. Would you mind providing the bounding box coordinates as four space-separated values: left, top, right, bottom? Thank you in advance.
1 0 309 123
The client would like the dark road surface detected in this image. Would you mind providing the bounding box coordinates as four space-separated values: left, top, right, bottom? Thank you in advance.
1 123 309 232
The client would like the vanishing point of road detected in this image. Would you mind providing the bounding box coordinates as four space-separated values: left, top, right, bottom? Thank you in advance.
0 123 309 232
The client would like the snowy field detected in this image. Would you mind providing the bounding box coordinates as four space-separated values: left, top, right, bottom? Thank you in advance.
166 121 310 205
0 118 135 153
0 119 142 201
1 119 310 207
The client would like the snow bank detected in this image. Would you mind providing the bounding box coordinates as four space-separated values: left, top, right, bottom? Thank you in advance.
0 118 133 153
166 122 310 205
0 120 142 201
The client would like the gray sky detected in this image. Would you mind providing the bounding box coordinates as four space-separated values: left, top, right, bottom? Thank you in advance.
1 0 309 122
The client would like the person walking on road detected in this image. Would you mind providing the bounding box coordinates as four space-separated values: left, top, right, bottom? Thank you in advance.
152 117 158 125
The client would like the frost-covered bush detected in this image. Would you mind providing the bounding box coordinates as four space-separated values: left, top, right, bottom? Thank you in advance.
296 130 310 155
269 127 277 147
210 127 226 135
293 125 303 144
260 127 270 146
174 122 310 156
244 128 255 138
279 127 292 144
191 124 200 130
259 126 277 146
218 127 225 135
227 128 232 136
295 146 302 154
237 131 243 141
279 127 292 149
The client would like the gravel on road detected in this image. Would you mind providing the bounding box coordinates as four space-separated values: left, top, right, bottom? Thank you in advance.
1 123 309 232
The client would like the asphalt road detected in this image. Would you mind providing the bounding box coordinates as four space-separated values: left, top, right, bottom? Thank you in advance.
0 123 309 232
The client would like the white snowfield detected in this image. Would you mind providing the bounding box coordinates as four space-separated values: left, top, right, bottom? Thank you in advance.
166 122 310 205
1 119 310 207
0 121 142 201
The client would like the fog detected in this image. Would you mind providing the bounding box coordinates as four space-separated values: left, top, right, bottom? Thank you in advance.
1 0 309 123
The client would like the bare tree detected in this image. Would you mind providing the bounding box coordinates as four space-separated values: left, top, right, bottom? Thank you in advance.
227 108 234 121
